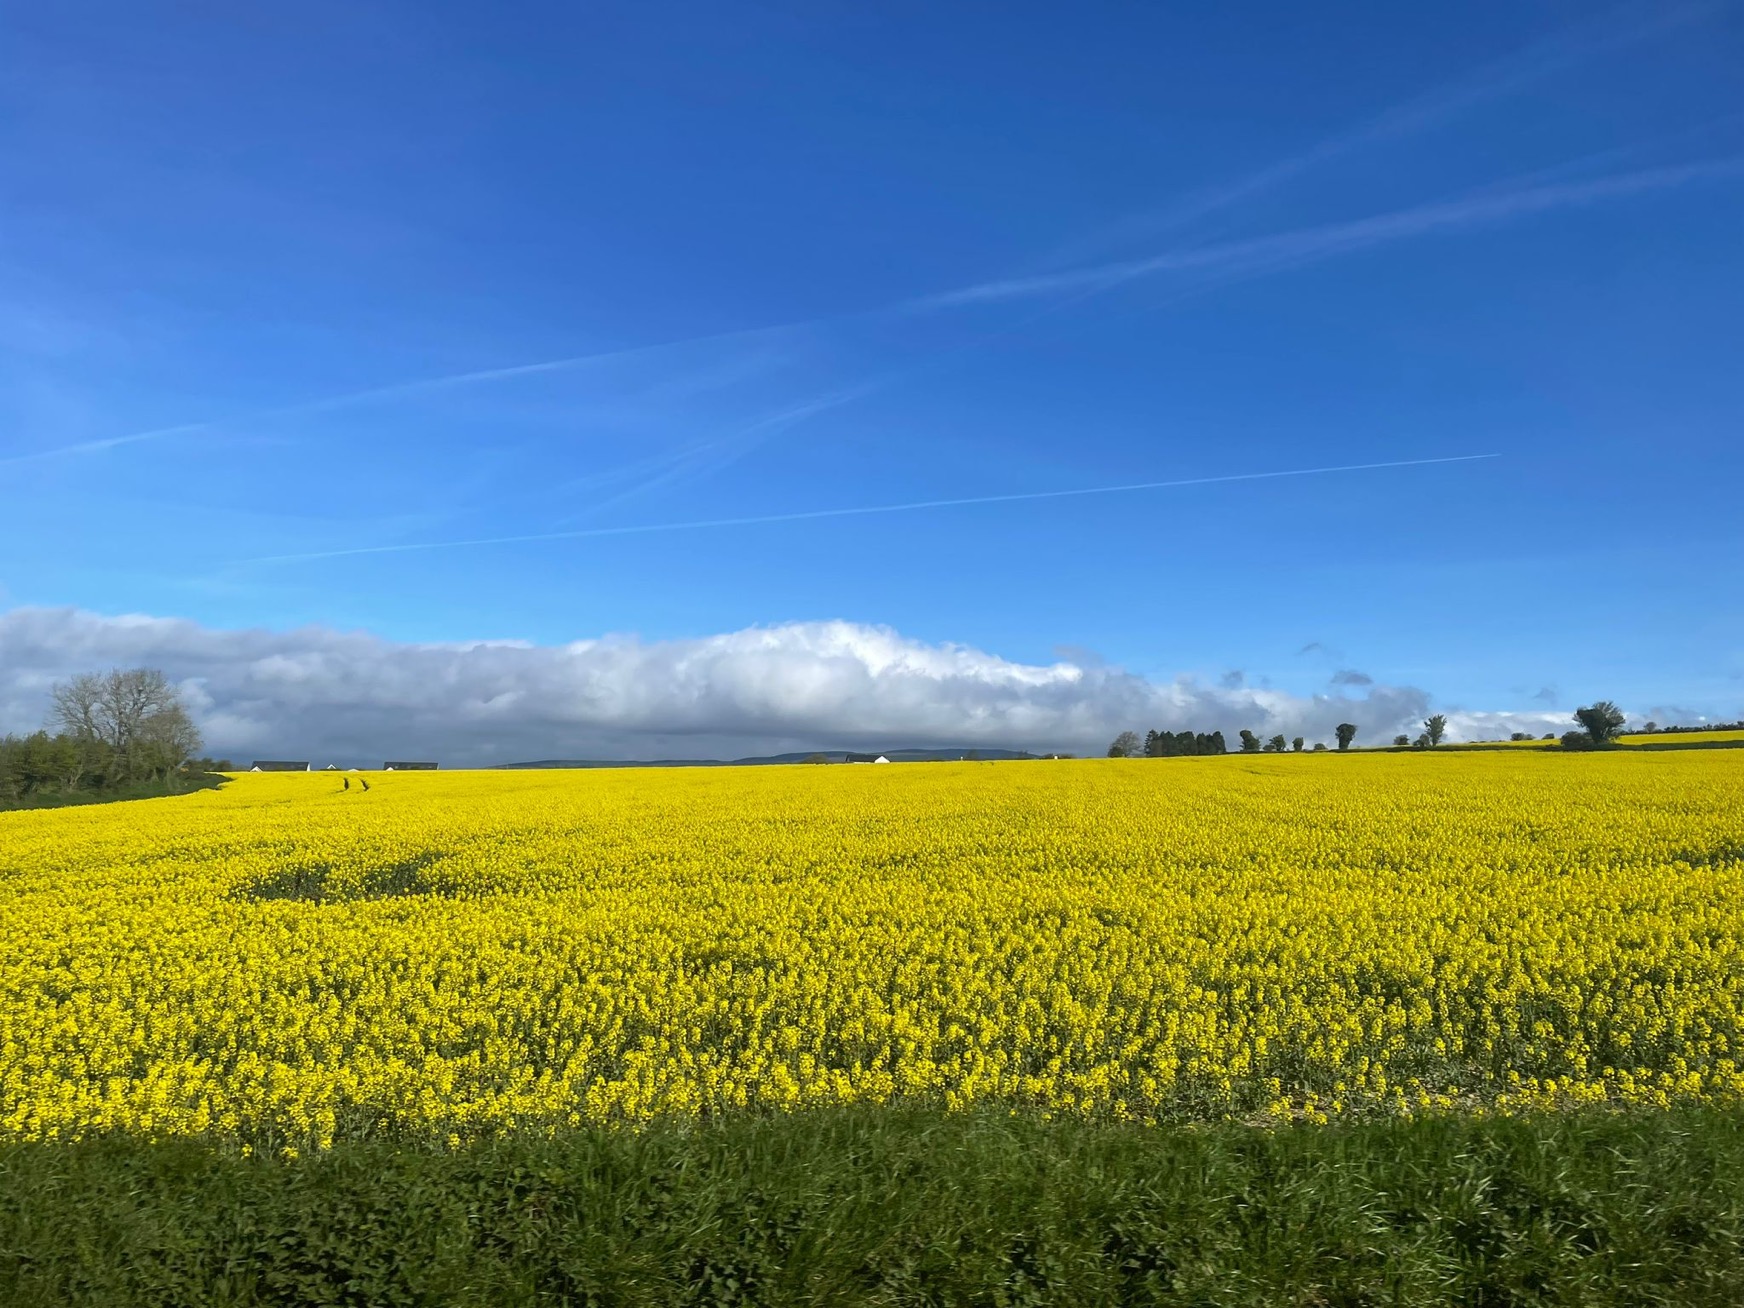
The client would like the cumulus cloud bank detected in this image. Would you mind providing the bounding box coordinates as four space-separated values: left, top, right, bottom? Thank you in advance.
0 608 1567 764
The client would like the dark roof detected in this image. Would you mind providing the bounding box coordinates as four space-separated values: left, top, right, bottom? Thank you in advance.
250 761 309 771
382 761 438 769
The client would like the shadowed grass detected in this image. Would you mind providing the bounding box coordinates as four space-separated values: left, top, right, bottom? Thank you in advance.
4 1105 1744 1305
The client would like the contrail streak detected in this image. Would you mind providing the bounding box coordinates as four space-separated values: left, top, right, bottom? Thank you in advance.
918 156 1744 308
242 452 1500 565
0 321 813 469
1035 0 1718 269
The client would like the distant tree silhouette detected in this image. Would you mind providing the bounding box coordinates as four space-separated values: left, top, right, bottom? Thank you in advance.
1423 714 1447 747
1107 731 1142 758
1239 730 1262 753
1291 736 1305 752
1393 734 1410 747
1265 734 1287 753
1573 701 1626 747
1335 723 1357 751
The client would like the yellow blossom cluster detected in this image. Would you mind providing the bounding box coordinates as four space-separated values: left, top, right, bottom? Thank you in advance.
1 751 1740 1144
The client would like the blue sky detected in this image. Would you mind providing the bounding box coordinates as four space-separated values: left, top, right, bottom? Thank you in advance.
3 2 1742 756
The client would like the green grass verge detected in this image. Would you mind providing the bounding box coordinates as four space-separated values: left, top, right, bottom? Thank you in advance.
5 1106 1744 1305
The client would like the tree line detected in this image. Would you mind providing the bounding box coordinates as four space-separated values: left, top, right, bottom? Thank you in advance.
1108 701 1643 759
0 669 213 806
1108 722 1360 757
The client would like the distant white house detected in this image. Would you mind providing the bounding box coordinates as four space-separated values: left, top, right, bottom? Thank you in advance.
847 753 891 764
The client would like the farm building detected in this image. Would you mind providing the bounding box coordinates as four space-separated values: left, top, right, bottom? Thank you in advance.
845 753 891 764
249 761 310 772
383 761 438 771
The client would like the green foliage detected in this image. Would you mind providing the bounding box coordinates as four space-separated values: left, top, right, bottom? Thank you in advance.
1336 722 1358 750
1291 736 1305 752
1424 714 1448 747
0 755 225 812
1575 700 1627 747
1264 734 1287 752
1142 729 1225 757
4 1107 1744 1305
1239 729 1262 753
4 667 206 809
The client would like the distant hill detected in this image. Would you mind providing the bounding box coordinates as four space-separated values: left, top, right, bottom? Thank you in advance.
497 747 1045 769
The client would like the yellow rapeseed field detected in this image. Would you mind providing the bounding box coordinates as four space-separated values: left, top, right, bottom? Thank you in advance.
2 753 1741 1146
1619 730 1744 746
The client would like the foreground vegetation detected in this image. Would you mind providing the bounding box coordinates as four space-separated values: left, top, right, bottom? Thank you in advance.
0 767 225 813
0 667 215 810
4 753 1741 1144
4 1106 1744 1305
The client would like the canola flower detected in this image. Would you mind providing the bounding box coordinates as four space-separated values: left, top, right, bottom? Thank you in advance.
1 753 1741 1145
1469 730 1744 747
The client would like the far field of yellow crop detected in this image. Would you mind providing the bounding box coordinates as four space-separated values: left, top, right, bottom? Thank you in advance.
1458 730 1743 747
2 753 1741 1146
1619 730 1744 746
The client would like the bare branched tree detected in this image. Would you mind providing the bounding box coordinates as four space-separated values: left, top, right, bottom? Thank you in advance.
49 668 202 780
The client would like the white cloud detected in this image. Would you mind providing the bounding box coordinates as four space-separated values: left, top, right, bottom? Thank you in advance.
0 607 1566 764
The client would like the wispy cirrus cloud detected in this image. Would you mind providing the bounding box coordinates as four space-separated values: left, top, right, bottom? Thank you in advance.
917 156 1744 309
0 321 811 469
10 6 1721 480
237 453 1500 566
1034 1 1719 269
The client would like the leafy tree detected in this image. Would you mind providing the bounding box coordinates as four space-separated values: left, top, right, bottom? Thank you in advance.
1311 742 1327 751
1560 730 1594 751
1414 733 1430 749
1143 730 1164 758
1107 731 1142 758
1238 730 1261 753
1542 733 1555 741
1335 723 1357 751
1393 734 1410 747
1510 732 1532 742
1643 721 1658 734
1423 714 1447 747
1265 734 1287 753
1573 700 1626 747
1291 736 1305 752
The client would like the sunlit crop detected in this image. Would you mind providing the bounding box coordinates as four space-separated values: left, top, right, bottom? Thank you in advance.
2 753 1741 1145
1619 730 1744 746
